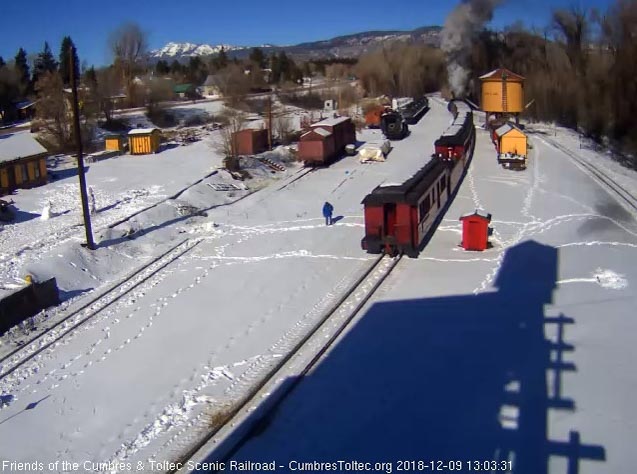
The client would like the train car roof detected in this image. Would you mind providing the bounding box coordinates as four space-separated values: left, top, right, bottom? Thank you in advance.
362 159 449 205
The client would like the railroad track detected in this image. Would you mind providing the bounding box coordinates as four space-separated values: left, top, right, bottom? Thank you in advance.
535 133 637 214
0 237 201 380
275 167 317 191
171 253 401 473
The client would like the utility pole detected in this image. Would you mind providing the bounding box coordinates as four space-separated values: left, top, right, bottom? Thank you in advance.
69 46 96 250
267 95 273 151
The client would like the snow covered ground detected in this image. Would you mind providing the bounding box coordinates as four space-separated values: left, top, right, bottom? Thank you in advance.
218 123 637 473
1 95 636 473
0 100 453 471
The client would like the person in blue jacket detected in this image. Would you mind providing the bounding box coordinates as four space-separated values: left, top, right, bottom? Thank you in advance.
322 201 334 226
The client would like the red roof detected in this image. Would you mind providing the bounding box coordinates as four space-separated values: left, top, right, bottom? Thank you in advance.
479 68 524 82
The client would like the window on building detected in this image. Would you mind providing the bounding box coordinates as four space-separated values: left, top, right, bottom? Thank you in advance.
33 162 41 179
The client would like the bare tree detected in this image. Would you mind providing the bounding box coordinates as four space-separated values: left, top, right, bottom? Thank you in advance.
34 71 94 151
274 113 293 145
92 67 122 123
109 22 147 107
552 6 590 75
215 107 247 165
216 64 251 106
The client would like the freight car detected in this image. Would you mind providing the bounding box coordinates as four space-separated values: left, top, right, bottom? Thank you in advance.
401 96 429 124
380 110 409 140
361 100 475 257
298 116 356 166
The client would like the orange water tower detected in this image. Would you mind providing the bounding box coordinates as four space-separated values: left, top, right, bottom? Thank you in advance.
480 68 525 125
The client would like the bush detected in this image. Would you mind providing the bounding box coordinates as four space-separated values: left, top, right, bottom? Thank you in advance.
146 107 177 128
278 92 323 110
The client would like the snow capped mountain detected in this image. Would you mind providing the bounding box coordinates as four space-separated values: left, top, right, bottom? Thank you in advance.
150 42 246 59
150 26 442 61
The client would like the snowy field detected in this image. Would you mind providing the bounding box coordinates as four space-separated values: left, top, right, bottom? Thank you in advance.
1 95 636 473
219 123 637 473
0 100 453 470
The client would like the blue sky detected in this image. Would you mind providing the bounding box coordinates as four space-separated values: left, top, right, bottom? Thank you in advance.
0 0 614 67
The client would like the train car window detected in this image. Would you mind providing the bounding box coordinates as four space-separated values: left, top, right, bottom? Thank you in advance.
441 178 446 192
419 195 431 218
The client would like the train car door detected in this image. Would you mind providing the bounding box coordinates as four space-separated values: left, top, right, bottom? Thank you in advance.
384 203 397 237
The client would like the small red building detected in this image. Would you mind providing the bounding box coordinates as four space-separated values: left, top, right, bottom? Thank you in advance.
298 128 335 165
459 210 491 251
231 128 269 156
311 116 355 154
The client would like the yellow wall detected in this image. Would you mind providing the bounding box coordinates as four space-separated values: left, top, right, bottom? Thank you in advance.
500 134 527 157
481 80 524 113
15 163 24 184
129 132 160 155
0 168 8 190
105 137 123 152
39 158 47 180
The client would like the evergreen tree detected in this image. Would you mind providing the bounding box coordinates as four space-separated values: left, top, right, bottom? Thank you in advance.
59 36 79 86
170 60 182 75
14 48 30 93
0 56 5 68
84 66 98 90
249 47 266 69
34 42 58 84
155 59 170 75
217 47 228 69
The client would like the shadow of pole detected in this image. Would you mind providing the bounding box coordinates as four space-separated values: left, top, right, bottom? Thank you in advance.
196 241 605 474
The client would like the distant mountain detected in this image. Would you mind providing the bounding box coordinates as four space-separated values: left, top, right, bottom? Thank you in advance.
151 42 247 59
149 26 442 62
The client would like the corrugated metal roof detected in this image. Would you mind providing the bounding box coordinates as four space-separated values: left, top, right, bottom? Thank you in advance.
479 68 525 81
495 123 513 137
495 123 525 138
0 132 48 164
301 128 332 139
128 128 160 135
312 116 351 127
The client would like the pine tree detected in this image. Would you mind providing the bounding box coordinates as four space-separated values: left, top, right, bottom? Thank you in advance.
217 47 228 69
59 36 79 86
0 56 5 69
34 42 58 85
249 48 266 69
155 60 170 75
84 66 97 90
14 48 30 93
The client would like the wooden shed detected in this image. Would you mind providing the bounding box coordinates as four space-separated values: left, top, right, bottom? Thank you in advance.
298 128 335 165
311 116 355 155
231 129 269 156
494 123 527 157
1 132 48 196
105 135 126 153
128 128 161 155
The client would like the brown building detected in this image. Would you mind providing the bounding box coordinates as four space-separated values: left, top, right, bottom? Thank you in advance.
311 116 356 155
231 128 269 156
0 132 48 196
298 128 335 165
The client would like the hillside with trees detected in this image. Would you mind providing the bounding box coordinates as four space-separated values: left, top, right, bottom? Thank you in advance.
0 0 635 162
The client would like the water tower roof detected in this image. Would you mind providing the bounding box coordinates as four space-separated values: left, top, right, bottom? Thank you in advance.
479 68 525 82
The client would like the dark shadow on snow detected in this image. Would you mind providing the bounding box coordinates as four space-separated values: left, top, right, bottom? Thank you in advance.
199 240 605 474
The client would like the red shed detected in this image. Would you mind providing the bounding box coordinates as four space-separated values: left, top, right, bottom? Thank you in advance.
459 210 492 251
298 128 335 165
231 128 269 156
311 116 355 154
